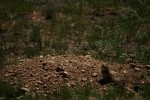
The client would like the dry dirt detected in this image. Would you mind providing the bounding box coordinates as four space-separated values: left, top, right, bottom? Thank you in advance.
0 55 149 93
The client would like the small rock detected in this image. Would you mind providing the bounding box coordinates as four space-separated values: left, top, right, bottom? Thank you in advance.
102 87 107 91
37 81 42 84
47 61 55 64
145 65 150 70
30 73 34 77
91 73 98 77
127 58 132 63
81 78 87 82
43 66 49 71
123 70 127 74
4 74 9 77
20 87 30 93
39 55 43 59
9 70 13 73
47 55 50 57
19 60 25 62
42 62 47 66
42 84 48 89
85 55 92 59
130 63 136 68
12 73 17 76
90 80 93 82
81 69 85 73
56 67 64 72
134 68 140 71
60 71 69 78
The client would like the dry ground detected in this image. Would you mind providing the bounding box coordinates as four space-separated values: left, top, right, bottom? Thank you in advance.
0 55 149 93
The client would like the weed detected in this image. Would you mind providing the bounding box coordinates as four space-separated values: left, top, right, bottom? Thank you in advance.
30 25 42 51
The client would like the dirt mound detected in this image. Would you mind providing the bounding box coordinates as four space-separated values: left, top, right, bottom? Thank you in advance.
0 55 149 93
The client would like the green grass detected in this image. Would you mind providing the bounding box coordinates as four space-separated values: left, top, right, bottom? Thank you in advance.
0 81 149 100
0 0 35 17
0 0 149 64
0 79 24 100
0 0 150 98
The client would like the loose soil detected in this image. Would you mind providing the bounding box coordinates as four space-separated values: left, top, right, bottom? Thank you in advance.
0 55 149 93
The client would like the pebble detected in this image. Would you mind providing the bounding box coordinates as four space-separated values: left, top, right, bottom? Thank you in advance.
130 63 136 68
134 68 140 71
60 71 69 78
123 70 127 74
56 67 64 72
91 73 98 77
81 69 85 73
39 55 43 59
81 78 87 82
145 65 150 70
21 87 30 92
37 81 42 84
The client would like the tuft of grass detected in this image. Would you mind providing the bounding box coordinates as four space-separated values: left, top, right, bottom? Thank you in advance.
0 79 24 100
24 25 42 58
51 41 68 55
30 25 42 51
0 82 149 100
102 85 134 100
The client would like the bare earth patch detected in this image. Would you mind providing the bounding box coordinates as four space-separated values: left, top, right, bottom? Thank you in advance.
0 55 149 93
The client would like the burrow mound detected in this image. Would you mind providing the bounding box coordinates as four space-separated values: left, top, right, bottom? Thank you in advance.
0 55 149 93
